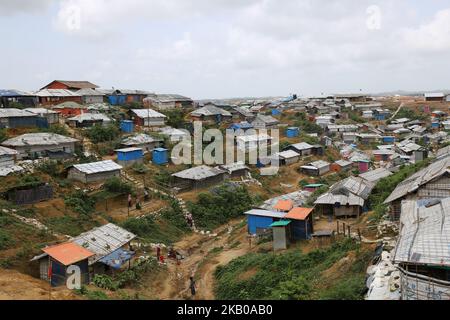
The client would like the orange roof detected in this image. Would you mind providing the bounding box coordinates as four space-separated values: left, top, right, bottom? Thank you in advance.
273 199 294 212
285 207 314 220
43 242 94 266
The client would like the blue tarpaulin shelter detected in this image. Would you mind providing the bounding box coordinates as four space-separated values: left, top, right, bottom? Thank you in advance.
99 248 135 270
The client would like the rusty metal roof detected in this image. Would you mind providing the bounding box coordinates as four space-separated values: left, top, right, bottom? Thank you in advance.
43 242 94 266
285 207 313 220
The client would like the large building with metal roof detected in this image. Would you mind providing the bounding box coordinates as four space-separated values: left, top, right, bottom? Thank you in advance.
1 133 78 159
67 160 123 183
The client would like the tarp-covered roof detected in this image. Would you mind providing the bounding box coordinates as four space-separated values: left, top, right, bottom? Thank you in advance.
393 198 450 267
384 157 450 204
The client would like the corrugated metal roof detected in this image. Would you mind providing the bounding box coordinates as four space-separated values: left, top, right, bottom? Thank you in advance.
276 150 300 159
330 176 375 200
259 190 311 211
191 105 232 117
334 160 353 167
393 198 450 267
159 127 189 137
236 133 272 143
273 199 294 212
121 133 162 146
76 88 104 96
0 146 19 156
0 108 37 118
309 160 330 169
132 109 166 119
233 106 254 117
145 94 192 103
1 133 78 147
424 92 445 98
285 207 313 220
115 147 143 153
72 223 136 265
252 114 279 124
23 108 59 115
359 168 393 183
72 160 122 174
314 192 364 206
244 209 286 219
436 145 450 159
43 242 94 266
218 161 249 173
0 89 35 97
51 80 99 89
289 142 314 151
35 89 81 97
172 165 225 181
67 113 111 123
384 157 450 204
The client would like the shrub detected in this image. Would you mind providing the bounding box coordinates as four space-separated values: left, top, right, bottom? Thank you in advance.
0 229 14 250
104 177 133 195
38 160 60 177
40 124 69 136
0 129 8 143
84 124 120 144
188 185 254 229
64 191 96 216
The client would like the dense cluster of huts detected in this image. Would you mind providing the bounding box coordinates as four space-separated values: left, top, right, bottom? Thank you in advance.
2 80 450 297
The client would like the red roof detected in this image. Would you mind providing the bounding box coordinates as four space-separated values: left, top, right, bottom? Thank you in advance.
43 242 94 266
273 199 294 212
285 207 313 220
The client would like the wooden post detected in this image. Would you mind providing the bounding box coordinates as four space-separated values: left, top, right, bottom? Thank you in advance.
342 222 346 236
336 220 339 235
347 225 351 238
358 228 362 241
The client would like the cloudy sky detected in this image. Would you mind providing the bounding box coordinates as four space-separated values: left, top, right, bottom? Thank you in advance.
1 0 450 99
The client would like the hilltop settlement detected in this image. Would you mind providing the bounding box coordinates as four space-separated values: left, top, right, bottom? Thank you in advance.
0 81 450 300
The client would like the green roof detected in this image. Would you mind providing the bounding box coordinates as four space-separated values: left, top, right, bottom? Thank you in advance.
270 220 291 227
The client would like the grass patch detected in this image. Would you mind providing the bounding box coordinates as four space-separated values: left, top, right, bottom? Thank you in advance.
121 198 190 245
188 185 254 230
44 215 99 236
214 239 370 300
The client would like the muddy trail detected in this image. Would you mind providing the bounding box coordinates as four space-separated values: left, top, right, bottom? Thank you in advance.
152 218 254 300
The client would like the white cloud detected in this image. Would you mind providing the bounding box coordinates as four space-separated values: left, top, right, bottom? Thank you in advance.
401 9 450 52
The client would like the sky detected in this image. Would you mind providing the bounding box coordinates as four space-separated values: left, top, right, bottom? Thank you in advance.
1 0 450 99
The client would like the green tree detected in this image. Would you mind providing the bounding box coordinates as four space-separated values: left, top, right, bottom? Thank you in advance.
85 124 120 144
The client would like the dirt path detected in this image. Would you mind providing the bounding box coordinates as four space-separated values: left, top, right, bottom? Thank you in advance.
389 102 404 120
152 218 252 300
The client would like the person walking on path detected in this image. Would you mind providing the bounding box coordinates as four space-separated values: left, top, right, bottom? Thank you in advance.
189 276 196 297
128 193 132 208
136 197 142 210
144 188 149 202
156 246 161 261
